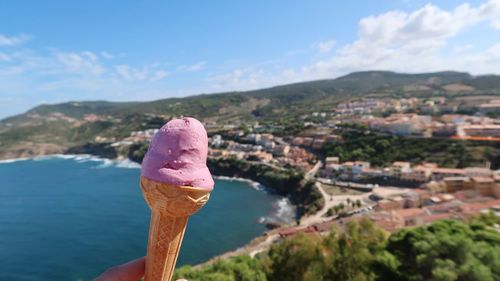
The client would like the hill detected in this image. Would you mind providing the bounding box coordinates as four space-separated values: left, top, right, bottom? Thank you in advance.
0 70 499 159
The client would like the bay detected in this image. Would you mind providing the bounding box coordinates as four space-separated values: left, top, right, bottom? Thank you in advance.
0 156 294 281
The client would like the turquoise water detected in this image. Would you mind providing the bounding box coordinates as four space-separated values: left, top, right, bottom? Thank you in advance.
0 156 294 281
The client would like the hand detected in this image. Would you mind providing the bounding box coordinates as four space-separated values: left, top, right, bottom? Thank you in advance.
93 257 188 281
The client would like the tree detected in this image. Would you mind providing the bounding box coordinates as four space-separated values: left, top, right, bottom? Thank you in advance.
177 217 500 281
323 218 388 281
326 208 334 217
385 220 500 281
265 233 322 281
355 199 362 208
174 255 267 281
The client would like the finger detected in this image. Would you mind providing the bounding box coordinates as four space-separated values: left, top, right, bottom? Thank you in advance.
115 257 146 281
94 257 145 281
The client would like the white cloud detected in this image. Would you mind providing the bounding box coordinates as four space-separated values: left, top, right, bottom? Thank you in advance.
208 0 500 91
0 52 11 61
2 0 500 117
150 70 169 81
492 19 500 29
315 0 500 75
56 51 104 75
315 40 336 53
100 51 114 59
114 64 169 82
177 61 207 72
207 67 266 90
451 44 474 53
0 33 30 47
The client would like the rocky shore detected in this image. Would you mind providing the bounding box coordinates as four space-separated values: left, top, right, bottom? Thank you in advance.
63 141 324 218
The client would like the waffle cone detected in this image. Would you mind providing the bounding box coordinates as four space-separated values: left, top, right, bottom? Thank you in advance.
140 176 210 281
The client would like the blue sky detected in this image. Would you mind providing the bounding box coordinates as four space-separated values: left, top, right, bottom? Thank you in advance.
1 0 500 118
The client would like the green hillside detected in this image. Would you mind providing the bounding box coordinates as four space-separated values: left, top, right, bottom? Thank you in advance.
0 70 499 159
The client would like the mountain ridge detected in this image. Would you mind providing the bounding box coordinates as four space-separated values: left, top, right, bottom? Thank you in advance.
3 70 495 122
1 70 499 160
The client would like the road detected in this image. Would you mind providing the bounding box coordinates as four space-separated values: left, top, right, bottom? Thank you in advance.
303 159 322 183
300 182 371 226
246 160 286 171
196 160 375 267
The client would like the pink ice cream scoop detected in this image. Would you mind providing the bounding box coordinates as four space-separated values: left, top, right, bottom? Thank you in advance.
140 117 214 191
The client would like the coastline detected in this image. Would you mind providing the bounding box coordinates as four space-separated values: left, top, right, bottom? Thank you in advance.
1 152 318 219
0 154 141 168
213 175 264 191
0 152 301 265
0 154 290 192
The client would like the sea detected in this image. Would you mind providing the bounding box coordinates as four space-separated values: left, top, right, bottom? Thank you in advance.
0 155 295 281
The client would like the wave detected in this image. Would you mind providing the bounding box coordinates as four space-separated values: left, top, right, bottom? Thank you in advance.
274 197 295 221
274 197 297 223
213 176 296 224
33 154 101 162
114 159 141 169
259 197 296 225
0 157 30 164
1 154 141 170
214 176 264 191
91 158 141 169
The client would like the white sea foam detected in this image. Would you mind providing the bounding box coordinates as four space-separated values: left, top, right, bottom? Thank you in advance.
90 157 141 169
74 155 97 162
0 157 30 164
214 176 296 224
274 197 295 221
94 158 114 168
214 176 263 191
115 159 141 169
257 197 296 225
1 154 141 170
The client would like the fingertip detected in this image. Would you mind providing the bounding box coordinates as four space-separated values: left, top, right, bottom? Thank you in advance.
116 256 146 280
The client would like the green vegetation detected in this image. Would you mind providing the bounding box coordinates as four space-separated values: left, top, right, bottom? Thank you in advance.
324 130 500 168
2 70 500 159
325 199 363 216
174 255 267 281
321 183 364 196
175 216 500 281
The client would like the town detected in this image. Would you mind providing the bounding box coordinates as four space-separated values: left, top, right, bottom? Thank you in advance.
100 95 500 242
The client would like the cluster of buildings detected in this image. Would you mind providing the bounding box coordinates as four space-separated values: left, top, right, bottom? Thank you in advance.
335 96 500 118
82 113 113 122
368 178 500 232
291 134 341 150
209 133 316 171
364 114 433 137
357 113 500 138
322 158 500 187
335 98 418 116
279 181 500 238
109 129 159 147
479 99 500 113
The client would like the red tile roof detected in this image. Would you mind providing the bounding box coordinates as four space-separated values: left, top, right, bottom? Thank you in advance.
393 208 425 218
471 177 494 183
432 168 466 174
460 199 500 213
421 213 454 224
278 226 317 237
313 220 337 232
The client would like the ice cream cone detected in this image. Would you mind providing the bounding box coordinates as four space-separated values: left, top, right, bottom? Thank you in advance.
140 176 210 281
